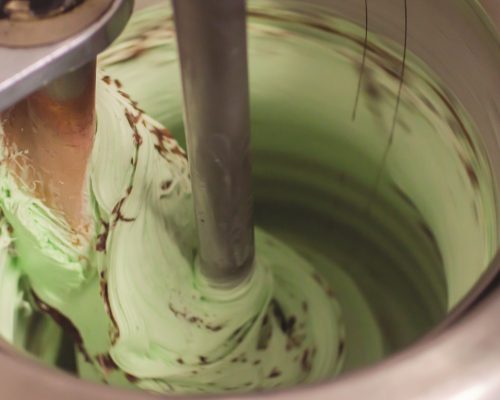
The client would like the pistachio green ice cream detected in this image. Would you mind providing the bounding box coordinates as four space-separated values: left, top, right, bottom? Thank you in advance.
0 1 497 396
0 70 344 393
98 0 496 370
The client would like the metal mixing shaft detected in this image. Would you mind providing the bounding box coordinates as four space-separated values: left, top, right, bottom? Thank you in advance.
173 0 255 287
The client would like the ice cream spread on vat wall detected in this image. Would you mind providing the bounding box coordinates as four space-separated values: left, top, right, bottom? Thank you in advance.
0 25 344 400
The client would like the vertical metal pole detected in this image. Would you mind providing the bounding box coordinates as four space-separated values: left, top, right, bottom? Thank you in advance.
172 0 255 287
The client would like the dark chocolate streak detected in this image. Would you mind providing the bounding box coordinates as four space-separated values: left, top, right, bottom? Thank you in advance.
96 353 118 373
168 303 223 332
99 272 120 345
96 220 110 252
31 290 93 364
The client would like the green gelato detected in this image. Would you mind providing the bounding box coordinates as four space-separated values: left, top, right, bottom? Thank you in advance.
99 0 496 369
0 53 344 396
0 1 496 396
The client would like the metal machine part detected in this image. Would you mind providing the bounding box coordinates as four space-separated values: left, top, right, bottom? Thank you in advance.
0 0 133 111
173 0 255 287
2 0 84 20
1 60 96 229
0 0 113 47
0 0 498 399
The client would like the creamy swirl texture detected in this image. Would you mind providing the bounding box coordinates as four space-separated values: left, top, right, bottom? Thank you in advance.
0 59 344 395
0 0 496 394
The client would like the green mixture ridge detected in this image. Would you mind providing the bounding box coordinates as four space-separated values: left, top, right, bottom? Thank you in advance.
0 47 344 397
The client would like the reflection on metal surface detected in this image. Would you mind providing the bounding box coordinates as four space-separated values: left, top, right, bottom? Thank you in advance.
0 0 132 111
2 0 84 20
2 61 96 230
173 0 255 287
0 0 113 47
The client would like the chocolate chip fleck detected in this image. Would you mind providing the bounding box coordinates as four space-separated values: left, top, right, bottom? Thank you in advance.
125 373 139 383
268 368 281 379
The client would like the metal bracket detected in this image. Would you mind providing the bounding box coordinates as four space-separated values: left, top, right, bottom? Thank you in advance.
0 0 113 47
0 0 133 112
